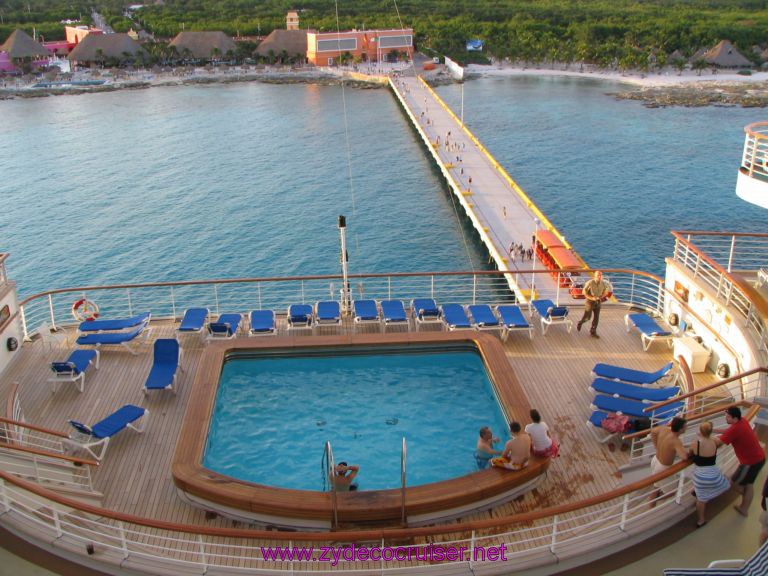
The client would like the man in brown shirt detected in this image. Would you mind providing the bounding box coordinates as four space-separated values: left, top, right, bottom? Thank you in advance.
577 271 612 338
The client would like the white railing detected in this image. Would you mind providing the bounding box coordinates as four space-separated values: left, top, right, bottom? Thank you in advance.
17 269 666 341
0 444 740 575
741 121 768 181
0 447 94 492
0 253 7 286
672 232 768 356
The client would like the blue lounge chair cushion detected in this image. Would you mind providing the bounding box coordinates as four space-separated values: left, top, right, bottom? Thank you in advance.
497 305 530 328
209 314 241 336
532 299 568 319
589 410 610 428
442 304 471 328
250 310 275 332
51 349 97 376
627 313 671 336
179 308 208 332
316 301 341 321
76 323 146 346
288 304 313 324
353 300 379 321
381 300 407 322
70 404 146 439
412 298 440 318
590 378 680 402
144 339 179 390
592 362 674 385
78 312 150 333
467 304 499 327
592 394 684 420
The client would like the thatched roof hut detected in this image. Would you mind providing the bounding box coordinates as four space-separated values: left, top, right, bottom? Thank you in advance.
704 40 751 68
255 29 307 59
169 31 236 60
68 33 148 63
0 29 50 60
690 47 708 63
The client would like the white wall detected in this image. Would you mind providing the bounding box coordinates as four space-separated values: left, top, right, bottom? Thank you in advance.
0 282 22 378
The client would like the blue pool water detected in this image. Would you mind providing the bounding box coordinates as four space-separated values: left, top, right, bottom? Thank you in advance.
203 348 510 491
3 77 768 296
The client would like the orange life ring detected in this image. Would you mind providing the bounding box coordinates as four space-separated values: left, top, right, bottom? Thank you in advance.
72 298 100 322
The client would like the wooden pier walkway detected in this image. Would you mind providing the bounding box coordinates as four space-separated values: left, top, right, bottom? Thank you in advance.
390 75 587 304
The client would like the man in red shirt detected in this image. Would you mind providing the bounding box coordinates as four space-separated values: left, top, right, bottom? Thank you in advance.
716 406 766 516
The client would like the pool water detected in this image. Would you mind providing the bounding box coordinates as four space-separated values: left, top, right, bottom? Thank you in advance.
203 348 510 491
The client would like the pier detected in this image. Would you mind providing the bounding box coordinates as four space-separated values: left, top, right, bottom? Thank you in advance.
390 75 587 304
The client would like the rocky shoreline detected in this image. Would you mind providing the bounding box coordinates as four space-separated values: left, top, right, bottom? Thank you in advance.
611 81 768 108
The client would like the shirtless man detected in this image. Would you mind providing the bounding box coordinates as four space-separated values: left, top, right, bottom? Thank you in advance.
331 462 359 492
494 422 531 470
475 426 502 470
649 417 689 501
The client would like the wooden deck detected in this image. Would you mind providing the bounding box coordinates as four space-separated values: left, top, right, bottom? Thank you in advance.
0 306 708 533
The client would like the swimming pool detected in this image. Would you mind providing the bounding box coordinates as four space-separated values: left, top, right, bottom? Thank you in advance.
203 345 510 491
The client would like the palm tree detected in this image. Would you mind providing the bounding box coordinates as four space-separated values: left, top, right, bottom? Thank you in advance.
672 57 686 76
692 58 707 76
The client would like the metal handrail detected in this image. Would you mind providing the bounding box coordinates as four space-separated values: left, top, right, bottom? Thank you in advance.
401 437 407 526
325 441 338 529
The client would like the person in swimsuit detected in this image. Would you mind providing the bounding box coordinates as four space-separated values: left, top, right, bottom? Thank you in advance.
493 422 531 470
331 461 359 492
475 426 501 469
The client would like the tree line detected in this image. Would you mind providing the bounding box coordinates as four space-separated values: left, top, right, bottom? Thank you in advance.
3 0 768 68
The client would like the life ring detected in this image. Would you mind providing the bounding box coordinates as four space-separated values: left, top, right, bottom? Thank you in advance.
72 298 100 322
717 363 731 379
668 312 679 327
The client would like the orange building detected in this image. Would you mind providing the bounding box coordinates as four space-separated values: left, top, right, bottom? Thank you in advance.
65 25 103 45
306 28 413 65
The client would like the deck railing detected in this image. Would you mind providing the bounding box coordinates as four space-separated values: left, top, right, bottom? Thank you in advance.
0 253 8 286
0 438 741 575
741 121 768 182
671 231 768 359
16 269 666 341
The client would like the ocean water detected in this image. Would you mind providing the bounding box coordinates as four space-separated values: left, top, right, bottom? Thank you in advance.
2 76 768 297
204 349 509 490
437 76 768 273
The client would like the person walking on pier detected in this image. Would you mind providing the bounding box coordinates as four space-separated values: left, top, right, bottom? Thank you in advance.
577 270 612 338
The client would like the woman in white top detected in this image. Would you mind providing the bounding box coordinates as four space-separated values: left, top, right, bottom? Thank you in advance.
525 409 559 458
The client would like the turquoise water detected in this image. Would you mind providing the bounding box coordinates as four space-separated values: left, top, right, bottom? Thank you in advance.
204 349 510 490
437 76 768 274
3 76 768 297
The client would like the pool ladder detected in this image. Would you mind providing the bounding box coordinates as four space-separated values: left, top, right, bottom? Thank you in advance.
323 438 408 528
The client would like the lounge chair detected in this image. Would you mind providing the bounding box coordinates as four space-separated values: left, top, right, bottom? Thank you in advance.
352 300 380 331
496 305 534 340
591 394 685 421
592 361 677 386
66 404 148 461
78 312 151 333
531 299 573 335
206 313 242 341
287 304 313 330
441 304 472 330
48 349 100 393
467 304 500 332
249 310 276 336
315 301 342 328
143 339 182 395
589 378 680 403
177 308 209 340
587 410 619 444
411 298 441 328
381 300 408 331
625 313 674 351
75 320 151 355
663 539 768 575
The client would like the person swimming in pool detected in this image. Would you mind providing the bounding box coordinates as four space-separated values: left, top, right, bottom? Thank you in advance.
475 426 502 469
332 461 359 492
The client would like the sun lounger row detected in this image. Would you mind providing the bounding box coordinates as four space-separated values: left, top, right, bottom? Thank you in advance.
75 314 152 355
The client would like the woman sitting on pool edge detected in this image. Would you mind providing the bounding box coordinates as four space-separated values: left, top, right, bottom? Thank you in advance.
331 462 359 492
492 422 531 471
476 426 502 469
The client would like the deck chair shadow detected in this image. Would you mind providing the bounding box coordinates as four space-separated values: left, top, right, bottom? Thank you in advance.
49 349 100 393
143 339 182 395
65 405 148 461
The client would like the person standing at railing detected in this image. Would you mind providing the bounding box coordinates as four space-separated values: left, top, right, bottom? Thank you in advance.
576 271 612 338
689 421 731 528
715 406 765 517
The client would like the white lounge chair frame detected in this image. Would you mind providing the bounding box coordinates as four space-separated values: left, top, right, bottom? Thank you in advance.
532 304 573 335
64 409 149 462
496 306 534 341
48 350 100 394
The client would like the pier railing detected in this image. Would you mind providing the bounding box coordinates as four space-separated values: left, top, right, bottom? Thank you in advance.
671 231 768 358
15 269 666 340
